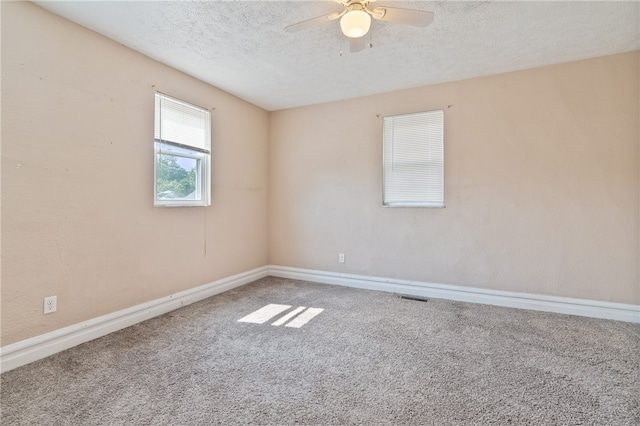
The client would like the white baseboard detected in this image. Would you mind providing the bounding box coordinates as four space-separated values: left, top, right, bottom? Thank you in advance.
0 266 270 373
269 265 640 324
3 264 638 374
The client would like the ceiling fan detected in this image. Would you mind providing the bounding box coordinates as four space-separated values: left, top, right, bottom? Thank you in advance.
285 0 434 53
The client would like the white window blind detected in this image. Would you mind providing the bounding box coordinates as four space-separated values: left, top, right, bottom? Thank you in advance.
154 93 210 152
383 110 444 207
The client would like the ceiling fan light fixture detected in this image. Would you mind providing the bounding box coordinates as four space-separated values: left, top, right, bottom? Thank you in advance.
340 10 371 38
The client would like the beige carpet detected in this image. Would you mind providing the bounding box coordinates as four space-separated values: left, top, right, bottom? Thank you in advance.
2 276 639 425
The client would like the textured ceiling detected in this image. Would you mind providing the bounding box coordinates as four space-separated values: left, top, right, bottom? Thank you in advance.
34 1 640 111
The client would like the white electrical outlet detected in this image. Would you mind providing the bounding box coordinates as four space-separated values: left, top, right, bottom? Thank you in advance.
44 296 57 314
338 253 345 263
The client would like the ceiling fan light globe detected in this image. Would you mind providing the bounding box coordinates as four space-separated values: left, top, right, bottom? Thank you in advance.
340 10 371 38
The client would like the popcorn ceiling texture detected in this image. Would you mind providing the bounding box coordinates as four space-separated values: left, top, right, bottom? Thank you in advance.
34 1 640 111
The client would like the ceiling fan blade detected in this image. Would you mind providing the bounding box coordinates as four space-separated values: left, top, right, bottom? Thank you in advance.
350 36 366 53
285 12 341 33
371 7 434 27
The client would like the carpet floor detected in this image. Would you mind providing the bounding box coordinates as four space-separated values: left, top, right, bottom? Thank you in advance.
1 276 639 425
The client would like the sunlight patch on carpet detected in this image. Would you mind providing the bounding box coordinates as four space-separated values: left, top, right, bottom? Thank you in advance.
238 304 324 328
272 306 306 326
284 307 324 328
237 304 291 324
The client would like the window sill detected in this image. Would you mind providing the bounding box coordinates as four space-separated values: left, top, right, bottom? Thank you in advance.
382 203 446 208
154 201 210 208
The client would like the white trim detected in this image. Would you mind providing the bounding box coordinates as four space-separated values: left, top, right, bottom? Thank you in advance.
0 266 269 373
3 264 638 373
269 265 640 324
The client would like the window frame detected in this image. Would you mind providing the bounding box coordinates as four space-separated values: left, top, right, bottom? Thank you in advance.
382 109 445 208
153 92 211 207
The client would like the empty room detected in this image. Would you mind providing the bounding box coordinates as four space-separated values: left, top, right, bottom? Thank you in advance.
1 1 639 424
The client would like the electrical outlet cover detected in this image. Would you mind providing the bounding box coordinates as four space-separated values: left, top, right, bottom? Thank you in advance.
44 296 57 314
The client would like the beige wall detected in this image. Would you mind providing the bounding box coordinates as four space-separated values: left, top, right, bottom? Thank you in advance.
269 52 640 305
1 2 269 345
2 3 639 348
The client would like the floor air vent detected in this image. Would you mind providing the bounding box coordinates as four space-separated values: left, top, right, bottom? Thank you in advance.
399 295 430 303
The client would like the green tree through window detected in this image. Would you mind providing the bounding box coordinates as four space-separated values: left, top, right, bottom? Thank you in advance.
156 155 196 198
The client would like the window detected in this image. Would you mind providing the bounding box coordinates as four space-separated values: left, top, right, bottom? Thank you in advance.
154 93 211 207
382 110 444 207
